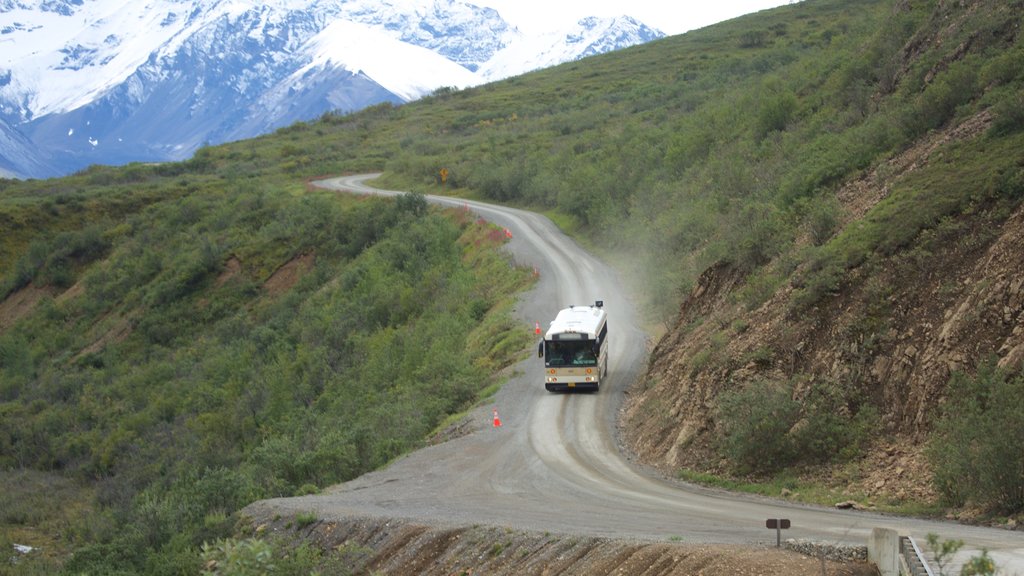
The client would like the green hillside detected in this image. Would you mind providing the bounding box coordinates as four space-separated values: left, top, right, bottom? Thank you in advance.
2 0 1023 572
0 170 535 572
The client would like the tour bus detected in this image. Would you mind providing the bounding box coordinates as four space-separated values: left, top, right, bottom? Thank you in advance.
537 301 608 392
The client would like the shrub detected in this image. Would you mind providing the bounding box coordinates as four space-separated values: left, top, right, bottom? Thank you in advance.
394 191 428 217
996 165 1024 202
715 380 800 474
716 377 877 474
906 58 979 135
989 93 1024 137
791 381 877 464
739 30 768 49
802 196 841 247
64 540 147 576
755 87 797 140
295 483 319 496
294 512 318 528
925 533 996 576
790 249 845 309
720 201 791 273
200 537 361 576
778 132 861 203
927 363 1024 513
201 538 275 576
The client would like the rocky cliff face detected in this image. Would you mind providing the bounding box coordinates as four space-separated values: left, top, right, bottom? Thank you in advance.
621 106 1024 503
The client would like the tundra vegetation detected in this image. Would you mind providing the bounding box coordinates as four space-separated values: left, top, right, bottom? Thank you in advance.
0 177 535 574
2 0 1023 572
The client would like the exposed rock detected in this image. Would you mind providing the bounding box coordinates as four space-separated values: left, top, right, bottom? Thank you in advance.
620 105 1018 507
783 539 868 563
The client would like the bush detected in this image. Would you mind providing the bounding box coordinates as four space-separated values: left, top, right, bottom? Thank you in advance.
294 512 318 529
64 540 146 576
200 537 360 576
906 58 979 135
734 268 784 311
201 538 275 576
925 533 997 576
802 196 841 247
715 380 799 474
927 363 1024 513
755 86 797 140
716 378 877 474
791 382 877 464
989 92 1024 137
790 249 845 309
720 201 791 273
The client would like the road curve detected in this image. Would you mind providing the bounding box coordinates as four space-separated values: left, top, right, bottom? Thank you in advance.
247 174 1024 571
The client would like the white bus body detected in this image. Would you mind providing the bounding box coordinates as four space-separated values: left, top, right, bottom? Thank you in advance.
537 301 608 392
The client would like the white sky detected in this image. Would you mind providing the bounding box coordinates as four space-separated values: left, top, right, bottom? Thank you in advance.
476 0 799 35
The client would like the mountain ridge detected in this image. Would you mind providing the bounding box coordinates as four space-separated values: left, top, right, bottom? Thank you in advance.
0 0 663 178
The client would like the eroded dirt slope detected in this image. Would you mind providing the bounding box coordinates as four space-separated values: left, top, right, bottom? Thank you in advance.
621 106 1024 506
241 513 877 576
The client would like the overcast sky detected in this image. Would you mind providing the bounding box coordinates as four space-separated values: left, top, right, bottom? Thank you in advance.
476 0 799 35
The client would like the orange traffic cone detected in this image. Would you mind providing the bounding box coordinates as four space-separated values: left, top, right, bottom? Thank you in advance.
535 322 541 335
492 408 502 428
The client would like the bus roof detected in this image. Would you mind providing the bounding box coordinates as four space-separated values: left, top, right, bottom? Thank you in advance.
545 302 606 340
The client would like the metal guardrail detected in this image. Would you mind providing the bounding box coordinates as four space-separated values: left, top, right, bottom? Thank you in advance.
900 536 936 576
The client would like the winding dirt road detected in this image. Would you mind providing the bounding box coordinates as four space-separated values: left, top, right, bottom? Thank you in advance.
246 174 1024 572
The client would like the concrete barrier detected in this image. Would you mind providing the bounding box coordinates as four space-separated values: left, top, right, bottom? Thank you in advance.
869 527 901 576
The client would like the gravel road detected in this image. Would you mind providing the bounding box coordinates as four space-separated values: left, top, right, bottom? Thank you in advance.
244 174 1024 574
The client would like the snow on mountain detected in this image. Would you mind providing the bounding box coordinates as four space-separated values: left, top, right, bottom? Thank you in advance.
230 17 481 140
479 15 663 81
1 0 200 119
333 0 515 72
299 18 479 102
0 0 664 178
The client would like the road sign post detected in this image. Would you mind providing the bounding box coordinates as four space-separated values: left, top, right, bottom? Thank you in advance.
766 518 791 547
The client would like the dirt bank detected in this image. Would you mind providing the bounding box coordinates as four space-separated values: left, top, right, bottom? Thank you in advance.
241 511 878 575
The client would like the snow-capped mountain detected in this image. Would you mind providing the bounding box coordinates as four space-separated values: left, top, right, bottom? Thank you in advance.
0 0 663 178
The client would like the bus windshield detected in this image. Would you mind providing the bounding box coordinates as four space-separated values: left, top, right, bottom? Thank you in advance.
545 340 597 367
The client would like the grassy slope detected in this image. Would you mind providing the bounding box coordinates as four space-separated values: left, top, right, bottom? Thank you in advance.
0 161 535 572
